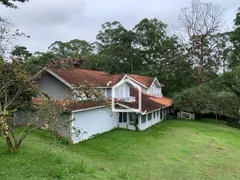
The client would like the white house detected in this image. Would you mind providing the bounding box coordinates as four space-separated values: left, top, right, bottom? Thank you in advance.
35 68 173 143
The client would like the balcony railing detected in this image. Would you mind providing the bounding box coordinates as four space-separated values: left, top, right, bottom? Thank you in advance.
123 96 136 102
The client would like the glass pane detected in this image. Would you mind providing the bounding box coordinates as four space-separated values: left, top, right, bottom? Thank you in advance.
123 113 127 122
142 115 146 123
119 113 122 123
148 113 152 120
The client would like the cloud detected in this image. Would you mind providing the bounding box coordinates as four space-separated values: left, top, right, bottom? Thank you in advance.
0 0 239 53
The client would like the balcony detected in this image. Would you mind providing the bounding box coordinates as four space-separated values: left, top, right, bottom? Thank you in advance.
123 96 136 102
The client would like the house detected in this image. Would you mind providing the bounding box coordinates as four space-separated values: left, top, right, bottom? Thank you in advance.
35 68 173 143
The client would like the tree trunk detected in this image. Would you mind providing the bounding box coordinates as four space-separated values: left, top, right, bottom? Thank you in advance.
199 40 205 84
3 129 14 152
238 108 240 123
195 112 200 120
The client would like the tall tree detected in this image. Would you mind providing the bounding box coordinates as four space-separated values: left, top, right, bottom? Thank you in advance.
24 51 56 74
96 21 138 74
208 33 232 73
133 18 197 95
48 39 94 59
11 45 32 62
230 8 240 68
0 0 29 8
133 18 168 69
179 0 224 84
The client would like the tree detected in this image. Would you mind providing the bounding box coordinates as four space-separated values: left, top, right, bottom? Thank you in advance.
179 0 224 84
24 51 56 74
210 91 239 121
133 18 197 96
207 33 233 73
223 66 240 97
11 45 32 62
230 8 240 68
0 61 38 152
174 85 213 119
0 16 29 58
133 18 168 69
96 21 138 74
0 0 29 8
48 39 94 59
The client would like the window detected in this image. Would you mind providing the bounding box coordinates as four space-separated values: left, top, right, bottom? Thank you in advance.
119 113 127 123
157 111 159 117
142 115 146 123
148 113 152 121
107 89 111 98
160 110 162 119
119 113 122 123
120 86 124 99
123 113 127 123
153 112 156 118
129 113 134 122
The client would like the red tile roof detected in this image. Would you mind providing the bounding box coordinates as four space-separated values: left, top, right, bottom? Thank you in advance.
49 68 164 88
51 68 125 87
128 74 155 87
118 88 173 113
128 74 164 87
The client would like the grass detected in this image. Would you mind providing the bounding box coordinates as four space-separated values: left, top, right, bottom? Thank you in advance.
1 119 240 180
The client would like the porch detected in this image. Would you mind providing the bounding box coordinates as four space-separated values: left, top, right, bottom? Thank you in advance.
118 106 172 131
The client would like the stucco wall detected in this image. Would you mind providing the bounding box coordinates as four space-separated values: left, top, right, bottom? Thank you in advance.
115 82 130 99
37 72 72 100
71 107 119 143
147 83 162 97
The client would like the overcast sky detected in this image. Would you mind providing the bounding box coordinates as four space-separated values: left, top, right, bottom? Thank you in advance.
0 0 239 53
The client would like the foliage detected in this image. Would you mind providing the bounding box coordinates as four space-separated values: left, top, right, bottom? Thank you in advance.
230 8 240 68
96 21 138 74
24 51 56 74
222 66 240 96
0 0 29 8
0 62 38 111
175 75 240 120
0 61 39 152
48 39 94 60
174 85 213 119
11 45 32 62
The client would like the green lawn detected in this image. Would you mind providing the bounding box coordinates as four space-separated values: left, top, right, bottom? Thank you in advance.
1 119 240 180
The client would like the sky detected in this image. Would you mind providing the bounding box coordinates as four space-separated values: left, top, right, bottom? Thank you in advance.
0 0 239 53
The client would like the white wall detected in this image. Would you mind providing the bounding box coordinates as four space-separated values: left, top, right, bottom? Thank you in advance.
71 108 118 143
147 82 162 97
115 82 130 99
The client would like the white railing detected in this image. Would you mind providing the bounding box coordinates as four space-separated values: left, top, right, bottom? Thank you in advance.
123 96 136 102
